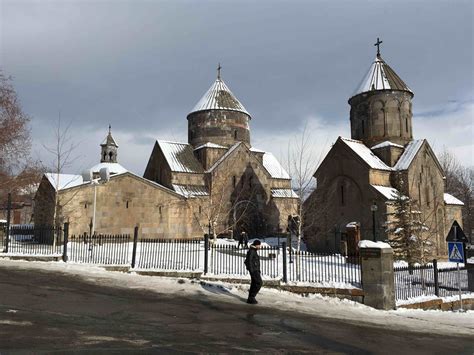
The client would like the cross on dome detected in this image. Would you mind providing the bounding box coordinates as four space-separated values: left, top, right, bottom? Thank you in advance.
374 37 383 57
217 63 222 80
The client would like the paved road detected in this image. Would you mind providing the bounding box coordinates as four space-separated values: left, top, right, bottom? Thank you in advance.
0 265 473 354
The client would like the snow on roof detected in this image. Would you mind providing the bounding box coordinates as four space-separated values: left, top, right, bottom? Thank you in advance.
358 240 392 249
90 162 127 175
352 55 412 98
371 141 404 150
340 137 391 171
249 147 265 153
189 77 250 116
45 173 84 191
157 140 204 173
444 193 464 206
193 142 226 150
271 188 299 198
263 152 290 179
393 139 424 170
172 184 209 197
371 185 400 200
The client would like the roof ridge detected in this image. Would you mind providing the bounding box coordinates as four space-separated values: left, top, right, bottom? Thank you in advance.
206 142 242 172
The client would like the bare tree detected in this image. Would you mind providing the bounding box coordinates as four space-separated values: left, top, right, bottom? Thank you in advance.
41 115 81 242
439 148 473 240
284 122 326 253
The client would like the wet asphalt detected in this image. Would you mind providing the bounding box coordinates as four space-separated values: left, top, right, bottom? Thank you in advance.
0 265 473 354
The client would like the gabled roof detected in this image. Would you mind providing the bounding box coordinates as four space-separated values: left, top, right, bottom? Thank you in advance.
352 55 412 98
393 139 424 170
45 173 84 191
157 140 204 173
262 152 290 179
444 193 464 206
189 77 250 117
340 137 392 171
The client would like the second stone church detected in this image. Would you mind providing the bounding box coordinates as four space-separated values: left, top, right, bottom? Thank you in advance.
304 45 463 256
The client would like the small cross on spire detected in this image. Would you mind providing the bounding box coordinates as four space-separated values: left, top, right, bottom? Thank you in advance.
217 63 222 79
108 124 111 134
374 37 383 57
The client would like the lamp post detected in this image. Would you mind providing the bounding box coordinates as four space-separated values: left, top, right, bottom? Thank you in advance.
371 202 378 242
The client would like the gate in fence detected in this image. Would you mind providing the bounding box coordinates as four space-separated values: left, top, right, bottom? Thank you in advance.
2 224 64 255
394 259 469 300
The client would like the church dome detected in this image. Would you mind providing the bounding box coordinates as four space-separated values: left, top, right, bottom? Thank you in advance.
351 54 413 99
188 70 250 118
187 66 251 148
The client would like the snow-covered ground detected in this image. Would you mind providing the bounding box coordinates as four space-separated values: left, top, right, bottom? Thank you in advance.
1 259 472 337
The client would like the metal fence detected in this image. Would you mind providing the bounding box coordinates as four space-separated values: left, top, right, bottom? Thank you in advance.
137 238 202 270
6 225 64 255
394 260 468 301
68 234 132 265
209 245 280 278
288 251 361 286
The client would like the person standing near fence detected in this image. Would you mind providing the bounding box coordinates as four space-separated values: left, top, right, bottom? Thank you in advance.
244 239 262 304
238 231 248 249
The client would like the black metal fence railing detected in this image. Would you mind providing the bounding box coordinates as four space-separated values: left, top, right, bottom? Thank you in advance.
208 244 280 278
136 238 202 271
6 225 63 255
287 251 361 286
394 260 468 301
68 234 132 265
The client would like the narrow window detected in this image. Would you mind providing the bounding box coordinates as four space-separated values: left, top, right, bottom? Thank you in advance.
232 176 236 188
126 201 129 209
103 152 106 160
405 116 409 133
249 177 253 189
84 203 87 209
109 151 113 160
361 120 365 135
340 185 345 205
199 206 202 214
234 130 237 139
159 206 162 215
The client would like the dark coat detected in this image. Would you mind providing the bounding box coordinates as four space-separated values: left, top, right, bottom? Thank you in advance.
244 246 260 273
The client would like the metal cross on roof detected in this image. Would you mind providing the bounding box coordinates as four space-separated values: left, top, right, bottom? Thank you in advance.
108 124 111 134
374 37 383 56
217 63 222 79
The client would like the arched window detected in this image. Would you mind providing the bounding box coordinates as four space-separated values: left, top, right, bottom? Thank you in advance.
234 130 238 139
109 151 113 160
340 185 345 205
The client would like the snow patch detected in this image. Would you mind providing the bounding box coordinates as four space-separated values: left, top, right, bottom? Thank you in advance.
359 240 391 249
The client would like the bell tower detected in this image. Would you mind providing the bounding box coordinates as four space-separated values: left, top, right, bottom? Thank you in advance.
100 125 118 163
348 39 414 148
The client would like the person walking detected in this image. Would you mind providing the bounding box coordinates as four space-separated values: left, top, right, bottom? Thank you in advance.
244 240 262 304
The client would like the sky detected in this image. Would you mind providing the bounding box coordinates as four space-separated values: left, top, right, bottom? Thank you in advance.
0 0 473 175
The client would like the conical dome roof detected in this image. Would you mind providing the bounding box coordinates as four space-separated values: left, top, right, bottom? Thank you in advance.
351 55 412 98
189 76 250 117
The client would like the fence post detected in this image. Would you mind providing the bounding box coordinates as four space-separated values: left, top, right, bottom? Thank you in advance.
204 234 209 275
62 222 69 262
282 242 288 283
131 226 139 268
4 193 11 253
433 259 439 297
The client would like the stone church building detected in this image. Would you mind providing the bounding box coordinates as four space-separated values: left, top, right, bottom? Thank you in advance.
34 70 298 238
304 46 463 256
